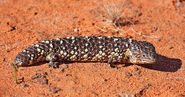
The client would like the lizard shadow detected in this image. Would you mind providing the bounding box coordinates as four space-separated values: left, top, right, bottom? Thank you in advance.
24 54 182 72
21 62 48 67
138 54 182 72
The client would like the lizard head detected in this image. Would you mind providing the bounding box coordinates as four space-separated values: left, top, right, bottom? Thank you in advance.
126 39 156 64
13 52 31 67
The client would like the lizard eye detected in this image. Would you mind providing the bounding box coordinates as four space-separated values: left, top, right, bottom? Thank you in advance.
142 54 146 57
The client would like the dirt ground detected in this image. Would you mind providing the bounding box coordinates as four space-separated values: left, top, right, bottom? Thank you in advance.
0 0 185 97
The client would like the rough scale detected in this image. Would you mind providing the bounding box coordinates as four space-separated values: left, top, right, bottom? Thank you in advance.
11 36 157 83
13 36 156 68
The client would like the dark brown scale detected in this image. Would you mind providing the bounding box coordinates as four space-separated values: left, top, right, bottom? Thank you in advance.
26 46 39 61
14 36 156 68
37 42 50 52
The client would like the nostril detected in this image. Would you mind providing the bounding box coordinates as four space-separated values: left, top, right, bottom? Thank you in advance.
14 53 30 66
150 53 156 59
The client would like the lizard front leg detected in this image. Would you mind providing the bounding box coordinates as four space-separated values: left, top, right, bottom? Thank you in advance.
108 55 119 68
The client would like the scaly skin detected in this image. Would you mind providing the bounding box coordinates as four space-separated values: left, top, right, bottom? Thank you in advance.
11 36 156 83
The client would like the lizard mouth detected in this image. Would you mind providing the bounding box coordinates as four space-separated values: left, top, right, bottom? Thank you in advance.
125 48 156 65
129 57 156 64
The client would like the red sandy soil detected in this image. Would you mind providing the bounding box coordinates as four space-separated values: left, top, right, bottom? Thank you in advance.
0 0 185 97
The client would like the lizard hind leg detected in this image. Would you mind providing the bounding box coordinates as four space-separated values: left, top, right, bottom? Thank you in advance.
46 53 59 68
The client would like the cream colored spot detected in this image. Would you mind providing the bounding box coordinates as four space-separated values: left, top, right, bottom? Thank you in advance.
35 44 40 47
37 48 41 52
74 47 77 50
50 44 53 48
125 49 132 60
114 53 119 56
114 38 118 42
95 54 102 58
102 53 105 56
83 54 88 58
98 37 102 39
45 40 50 44
31 54 34 57
66 37 70 39
95 54 99 58
23 50 26 52
107 36 111 38
115 48 119 52
75 52 78 55
46 54 51 60
56 38 60 41
30 57 33 60
85 49 88 52
72 40 75 43
119 54 123 57
118 56 122 59
71 37 75 39
64 52 67 56
114 44 117 47
129 39 132 43
111 52 115 55
99 51 103 54
102 48 105 50
99 45 103 48
87 38 90 41
70 55 76 59
63 47 65 50
60 40 63 44
125 43 128 47
108 55 112 58
60 51 64 54
41 50 44 54
81 51 85 54
60 54 64 57
85 43 88 46
92 57 96 60
98 55 102 58
37 53 40 56
71 51 74 54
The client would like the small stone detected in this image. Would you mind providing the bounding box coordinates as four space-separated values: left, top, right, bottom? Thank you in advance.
48 86 62 94
74 28 79 32
125 72 133 78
